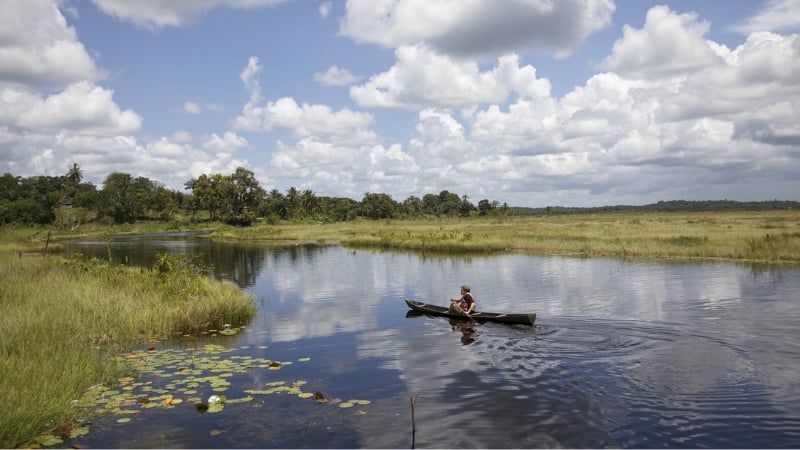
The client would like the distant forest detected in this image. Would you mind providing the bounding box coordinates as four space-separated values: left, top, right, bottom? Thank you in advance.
0 165 511 227
513 200 799 215
1 165 797 227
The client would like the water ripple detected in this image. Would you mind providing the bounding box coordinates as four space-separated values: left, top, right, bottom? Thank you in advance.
402 316 800 448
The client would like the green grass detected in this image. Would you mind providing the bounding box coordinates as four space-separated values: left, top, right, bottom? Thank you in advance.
205 211 800 263
0 252 255 448
20 210 799 263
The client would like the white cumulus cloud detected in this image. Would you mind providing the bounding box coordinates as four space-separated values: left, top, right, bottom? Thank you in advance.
233 57 376 141
89 0 287 28
350 45 551 109
1 82 142 135
314 66 361 86
601 6 724 79
0 0 103 88
340 0 615 58
732 0 800 34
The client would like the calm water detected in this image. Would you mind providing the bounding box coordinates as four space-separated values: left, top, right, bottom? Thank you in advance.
61 236 800 448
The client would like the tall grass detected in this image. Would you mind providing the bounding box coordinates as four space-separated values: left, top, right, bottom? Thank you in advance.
8 211 799 263
0 252 255 448
211 211 800 263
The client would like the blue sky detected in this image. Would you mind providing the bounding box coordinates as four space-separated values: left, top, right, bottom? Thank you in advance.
1 0 799 207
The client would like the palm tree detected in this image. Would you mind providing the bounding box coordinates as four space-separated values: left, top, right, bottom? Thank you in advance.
63 163 83 198
66 163 83 185
286 187 299 219
300 189 320 217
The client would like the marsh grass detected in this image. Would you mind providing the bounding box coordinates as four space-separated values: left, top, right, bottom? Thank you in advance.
210 211 800 263
0 252 255 448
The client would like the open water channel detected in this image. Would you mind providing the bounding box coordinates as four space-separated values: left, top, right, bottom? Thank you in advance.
60 234 800 448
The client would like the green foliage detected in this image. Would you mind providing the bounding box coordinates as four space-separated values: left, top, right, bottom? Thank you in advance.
361 192 397 219
7 166 799 231
186 167 264 226
153 253 212 299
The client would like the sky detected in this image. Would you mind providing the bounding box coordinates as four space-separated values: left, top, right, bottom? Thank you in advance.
1 0 799 208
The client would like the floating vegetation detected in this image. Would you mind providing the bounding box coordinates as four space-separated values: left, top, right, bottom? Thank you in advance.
31 339 370 447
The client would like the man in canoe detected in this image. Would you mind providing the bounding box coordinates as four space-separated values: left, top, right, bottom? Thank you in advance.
449 284 476 317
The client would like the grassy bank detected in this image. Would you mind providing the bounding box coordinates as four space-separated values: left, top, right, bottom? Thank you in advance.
211 211 800 263
0 251 255 448
6 211 800 263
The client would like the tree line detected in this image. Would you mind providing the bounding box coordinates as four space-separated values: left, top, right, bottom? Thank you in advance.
0 165 512 227
514 199 800 215
4 164 795 228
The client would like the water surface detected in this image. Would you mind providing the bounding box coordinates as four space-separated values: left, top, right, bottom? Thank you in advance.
61 238 800 448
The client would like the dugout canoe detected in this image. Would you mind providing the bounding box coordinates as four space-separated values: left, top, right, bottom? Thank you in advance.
405 299 536 325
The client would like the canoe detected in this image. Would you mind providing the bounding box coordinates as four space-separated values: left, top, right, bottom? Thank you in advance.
405 299 536 325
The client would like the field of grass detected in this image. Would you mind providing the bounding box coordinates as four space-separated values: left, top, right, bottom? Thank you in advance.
10 210 799 263
0 251 255 448
209 211 800 263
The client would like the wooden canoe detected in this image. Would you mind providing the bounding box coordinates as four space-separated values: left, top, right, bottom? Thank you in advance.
405 299 536 325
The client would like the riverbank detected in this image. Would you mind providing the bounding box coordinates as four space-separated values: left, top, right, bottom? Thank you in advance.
0 251 255 448
8 210 800 263
214 211 800 263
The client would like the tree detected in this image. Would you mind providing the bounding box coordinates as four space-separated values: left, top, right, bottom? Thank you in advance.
421 193 440 215
100 172 135 223
361 192 398 219
438 190 462 215
300 189 320 217
185 173 225 221
210 167 263 226
328 197 359 221
66 163 83 186
0 173 21 202
478 199 492 215
286 187 299 219
262 189 287 220
401 195 422 218
460 194 474 217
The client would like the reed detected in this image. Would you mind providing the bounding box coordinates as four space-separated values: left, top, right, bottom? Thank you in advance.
0 252 255 448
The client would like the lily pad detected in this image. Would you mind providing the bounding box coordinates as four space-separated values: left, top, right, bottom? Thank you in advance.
207 403 224 413
34 434 63 446
69 426 91 438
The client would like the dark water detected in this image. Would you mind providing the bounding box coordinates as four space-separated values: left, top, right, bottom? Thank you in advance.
60 237 800 448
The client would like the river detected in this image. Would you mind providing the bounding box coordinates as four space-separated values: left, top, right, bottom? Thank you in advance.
60 236 800 448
